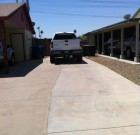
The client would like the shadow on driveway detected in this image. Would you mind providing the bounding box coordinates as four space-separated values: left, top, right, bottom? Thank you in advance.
0 59 43 78
54 58 88 65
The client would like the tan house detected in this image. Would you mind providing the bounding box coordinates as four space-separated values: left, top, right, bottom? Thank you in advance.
0 2 35 65
85 8 140 62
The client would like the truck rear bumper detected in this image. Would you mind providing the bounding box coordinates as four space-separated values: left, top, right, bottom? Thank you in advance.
51 50 82 57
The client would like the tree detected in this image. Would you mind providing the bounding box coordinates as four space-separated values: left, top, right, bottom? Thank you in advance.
79 35 88 45
37 27 41 38
73 29 77 34
40 30 44 39
80 35 87 40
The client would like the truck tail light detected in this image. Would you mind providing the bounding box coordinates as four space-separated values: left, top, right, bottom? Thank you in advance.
50 42 53 48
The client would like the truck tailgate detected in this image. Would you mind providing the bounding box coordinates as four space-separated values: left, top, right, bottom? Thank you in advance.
52 39 81 50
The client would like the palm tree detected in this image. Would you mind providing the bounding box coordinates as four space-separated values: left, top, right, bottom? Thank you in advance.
73 29 77 34
37 27 41 38
40 30 44 39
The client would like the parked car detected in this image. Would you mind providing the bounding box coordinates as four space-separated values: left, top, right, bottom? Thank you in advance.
104 39 120 55
0 41 15 65
123 34 140 58
107 34 140 59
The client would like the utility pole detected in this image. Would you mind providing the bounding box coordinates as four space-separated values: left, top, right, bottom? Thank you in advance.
26 0 30 11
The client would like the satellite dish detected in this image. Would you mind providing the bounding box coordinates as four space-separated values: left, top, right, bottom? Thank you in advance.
124 14 131 20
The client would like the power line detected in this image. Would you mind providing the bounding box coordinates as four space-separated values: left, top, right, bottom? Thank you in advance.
30 0 139 11
31 0 140 4
31 10 123 18
80 0 140 4
29 0 139 19
31 3 139 8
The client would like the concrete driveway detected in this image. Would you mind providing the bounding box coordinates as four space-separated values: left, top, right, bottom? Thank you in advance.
0 58 60 135
1 57 140 135
47 57 140 135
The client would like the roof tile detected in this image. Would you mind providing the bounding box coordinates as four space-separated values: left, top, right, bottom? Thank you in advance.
0 3 24 17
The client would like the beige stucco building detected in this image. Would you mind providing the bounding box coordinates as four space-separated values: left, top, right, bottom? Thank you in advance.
85 8 140 62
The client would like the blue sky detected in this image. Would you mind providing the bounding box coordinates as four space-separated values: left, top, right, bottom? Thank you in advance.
1 0 140 38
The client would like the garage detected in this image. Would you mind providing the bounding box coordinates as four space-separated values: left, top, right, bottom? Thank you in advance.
11 34 25 61
0 2 35 73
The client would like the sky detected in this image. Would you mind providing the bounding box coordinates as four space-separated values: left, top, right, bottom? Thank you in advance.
1 0 140 38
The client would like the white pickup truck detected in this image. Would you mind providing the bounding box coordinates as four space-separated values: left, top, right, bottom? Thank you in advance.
0 41 15 65
50 32 83 63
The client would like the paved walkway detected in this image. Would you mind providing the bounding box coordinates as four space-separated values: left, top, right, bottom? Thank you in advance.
47 57 140 135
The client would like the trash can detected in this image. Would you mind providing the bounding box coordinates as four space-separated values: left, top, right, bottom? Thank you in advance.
82 45 96 56
31 45 44 59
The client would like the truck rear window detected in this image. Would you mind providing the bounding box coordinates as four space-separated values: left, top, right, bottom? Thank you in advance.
54 34 76 40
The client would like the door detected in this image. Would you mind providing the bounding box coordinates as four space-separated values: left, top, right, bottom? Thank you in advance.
11 34 25 62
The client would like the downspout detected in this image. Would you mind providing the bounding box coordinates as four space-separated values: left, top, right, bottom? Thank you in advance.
102 32 104 55
135 21 139 62
110 30 113 57
120 26 124 59
97 34 99 54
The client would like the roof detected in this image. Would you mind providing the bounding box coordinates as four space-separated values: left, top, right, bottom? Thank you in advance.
55 32 75 34
0 3 24 17
85 18 140 36
132 8 140 18
93 18 140 33
0 2 35 34
84 8 140 36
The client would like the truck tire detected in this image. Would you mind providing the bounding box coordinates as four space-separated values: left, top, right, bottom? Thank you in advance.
50 55 55 63
10 54 15 65
126 48 132 59
77 55 82 62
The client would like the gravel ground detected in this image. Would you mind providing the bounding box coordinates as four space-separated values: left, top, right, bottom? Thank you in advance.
86 56 140 86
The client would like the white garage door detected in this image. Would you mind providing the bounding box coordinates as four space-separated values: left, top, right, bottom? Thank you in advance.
11 34 25 62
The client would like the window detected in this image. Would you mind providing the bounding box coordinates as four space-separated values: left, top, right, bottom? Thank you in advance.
54 33 76 40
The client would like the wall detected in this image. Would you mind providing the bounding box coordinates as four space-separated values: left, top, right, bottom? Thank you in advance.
87 34 95 45
24 29 32 60
8 6 32 32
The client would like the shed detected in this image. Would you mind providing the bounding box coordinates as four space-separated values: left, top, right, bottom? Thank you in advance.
0 2 35 72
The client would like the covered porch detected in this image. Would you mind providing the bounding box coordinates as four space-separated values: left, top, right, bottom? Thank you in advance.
87 18 140 62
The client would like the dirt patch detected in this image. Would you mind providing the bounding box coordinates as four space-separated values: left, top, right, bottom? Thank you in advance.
86 56 140 85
